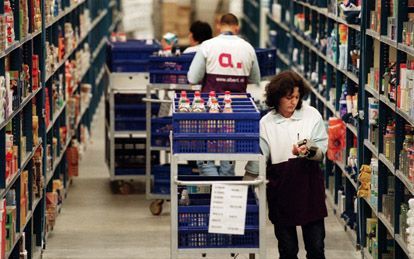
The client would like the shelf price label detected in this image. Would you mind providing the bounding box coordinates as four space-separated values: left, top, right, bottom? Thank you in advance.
208 184 248 235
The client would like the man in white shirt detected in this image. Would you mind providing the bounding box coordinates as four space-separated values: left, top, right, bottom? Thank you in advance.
187 13 260 93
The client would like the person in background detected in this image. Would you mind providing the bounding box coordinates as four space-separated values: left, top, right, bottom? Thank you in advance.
183 21 213 54
187 13 260 93
245 70 328 259
187 13 261 176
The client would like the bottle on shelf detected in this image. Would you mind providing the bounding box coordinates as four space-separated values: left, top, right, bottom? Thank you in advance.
383 120 396 163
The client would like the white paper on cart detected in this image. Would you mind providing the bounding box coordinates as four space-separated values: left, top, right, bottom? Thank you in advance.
208 184 248 235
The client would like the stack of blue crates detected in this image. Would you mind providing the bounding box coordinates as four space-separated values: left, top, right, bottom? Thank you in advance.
149 53 195 84
172 93 260 154
107 39 161 72
178 186 259 248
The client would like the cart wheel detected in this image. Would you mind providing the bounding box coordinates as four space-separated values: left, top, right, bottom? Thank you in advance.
150 199 164 216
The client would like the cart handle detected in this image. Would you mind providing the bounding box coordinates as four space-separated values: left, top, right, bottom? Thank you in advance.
174 176 265 186
142 98 173 103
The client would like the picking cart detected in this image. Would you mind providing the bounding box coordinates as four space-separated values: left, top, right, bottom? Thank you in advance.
169 92 267 258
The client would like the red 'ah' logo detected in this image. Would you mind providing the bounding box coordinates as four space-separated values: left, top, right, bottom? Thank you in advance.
219 53 243 69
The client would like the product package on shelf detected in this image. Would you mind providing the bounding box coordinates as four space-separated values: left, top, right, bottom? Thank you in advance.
53 179 63 206
32 147 44 200
4 0 15 48
32 55 40 91
366 217 378 258
0 199 5 259
19 0 29 39
20 170 29 230
67 142 79 178
5 126 18 185
5 189 16 253
45 192 58 232
31 0 42 32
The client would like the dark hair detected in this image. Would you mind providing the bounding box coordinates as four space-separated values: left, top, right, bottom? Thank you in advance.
265 70 310 112
190 21 213 44
220 13 239 26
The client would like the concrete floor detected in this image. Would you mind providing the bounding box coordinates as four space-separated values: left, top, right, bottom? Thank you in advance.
42 101 362 259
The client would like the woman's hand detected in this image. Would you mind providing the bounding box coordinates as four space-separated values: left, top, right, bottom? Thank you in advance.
292 144 309 156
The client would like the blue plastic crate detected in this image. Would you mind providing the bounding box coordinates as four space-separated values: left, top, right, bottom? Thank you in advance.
115 118 146 131
172 93 259 153
255 48 276 77
152 164 196 194
177 188 259 249
115 103 160 118
149 54 195 71
111 59 149 72
178 229 259 248
108 40 161 60
149 70 189 84
151 117 172 147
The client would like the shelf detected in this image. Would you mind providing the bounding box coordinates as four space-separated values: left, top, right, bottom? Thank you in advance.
0 86 42 131
92 36 108 61
395 234 411 258
378 153 395 174
71 65 91 95
47 138 72 186
242 15 259 33
363 139 378 157
290 29 359 84
151 146 170 151
366 29 381 41
363 197 378 217
0 30 43 59
109 15 122 33
398 43 414 57
266 13 290 32
380 36 398 48
75 105 89 130
326 102 336 114
396 108 414 127
47 101 67 133
378 212 394 237
364 85 379 99
109 0 117 8
95 66 106 86
379 94 396 110
46 9 108 82
246 0 259 8
336 161 358 190
346 123 358 136
32 196 42 212
276 50 290 66
294 1 361 31
46 0 87 29
6 232 23 259
113 131 147 138
395 170 414 196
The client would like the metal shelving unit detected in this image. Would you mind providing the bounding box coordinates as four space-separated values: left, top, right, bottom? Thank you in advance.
105 72 149 188
0 0 122 258
267 0 414 258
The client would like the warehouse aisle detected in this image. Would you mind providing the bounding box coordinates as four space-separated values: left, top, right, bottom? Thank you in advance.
42 101 361 259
